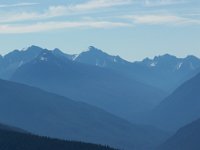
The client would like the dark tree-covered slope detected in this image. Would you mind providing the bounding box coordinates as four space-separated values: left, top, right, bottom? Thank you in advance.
0 124 116 150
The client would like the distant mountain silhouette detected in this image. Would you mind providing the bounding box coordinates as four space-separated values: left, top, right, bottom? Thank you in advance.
0 123 117 150
11 48 165 122
158 119 200 150
2 45 199 93
74 47 200 92
0 79 168 150
0 46 75 80
135 54 200 92
146 72 200 131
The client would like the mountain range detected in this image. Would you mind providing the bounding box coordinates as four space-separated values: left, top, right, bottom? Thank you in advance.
1 46 199 123
5 46 165 122
1 46 200 93
1 45 200 150
73 46 200 92
0 79 168 150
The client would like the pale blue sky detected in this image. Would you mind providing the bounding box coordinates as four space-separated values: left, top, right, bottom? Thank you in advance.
0 0 200 61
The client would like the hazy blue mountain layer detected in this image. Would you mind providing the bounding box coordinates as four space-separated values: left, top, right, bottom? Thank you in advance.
146 72 200 131
0 79 168 150
158 119 200 150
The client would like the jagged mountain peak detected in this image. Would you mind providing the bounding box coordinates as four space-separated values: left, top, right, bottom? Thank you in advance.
53 48 75 61
53 48 62 53
153 54 177 62
4 49 20 58
4 45 43 59
146 54 199 62
140 54 177 65
74 46 128 67
185 55 200 61
85 46 109 56
22 45 43 51
140 54 200 69
88 46 101 51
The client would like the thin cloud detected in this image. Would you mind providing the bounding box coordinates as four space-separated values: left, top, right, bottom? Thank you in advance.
0 0 132 33
144 0 187 7
0 21 131 34
0 0 132 23
0 2 39 8
0 12 40 23
0 0 198 34
125 14 200 25
67 0 133 11
47 0 132 17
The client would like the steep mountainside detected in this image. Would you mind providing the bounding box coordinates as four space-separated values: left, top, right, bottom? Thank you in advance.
158 119 200 150
146 72 200 131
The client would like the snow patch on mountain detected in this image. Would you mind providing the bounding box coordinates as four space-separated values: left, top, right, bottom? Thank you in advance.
176 62 183 70
150 62 157 67
18 61 24 67
40 57 48 61
72 54 80 61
